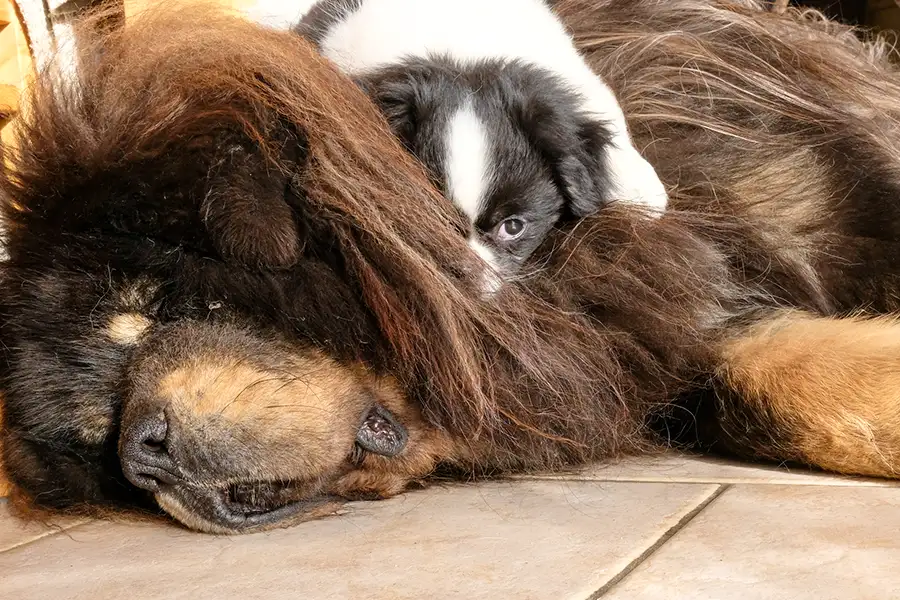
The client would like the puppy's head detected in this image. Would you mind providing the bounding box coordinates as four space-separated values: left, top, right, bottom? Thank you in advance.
358 57 617 282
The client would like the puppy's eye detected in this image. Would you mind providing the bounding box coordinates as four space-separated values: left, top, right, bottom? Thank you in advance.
497 218 526 241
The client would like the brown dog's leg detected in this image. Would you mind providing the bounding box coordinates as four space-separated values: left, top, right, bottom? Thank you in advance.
710 311 900 478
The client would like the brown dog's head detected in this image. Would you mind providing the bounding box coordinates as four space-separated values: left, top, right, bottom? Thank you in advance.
0 5 485 533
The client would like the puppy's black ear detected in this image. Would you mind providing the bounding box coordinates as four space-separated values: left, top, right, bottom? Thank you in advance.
518 95 614 217
556 120 616 217
357 73 421 150
201 124 307 270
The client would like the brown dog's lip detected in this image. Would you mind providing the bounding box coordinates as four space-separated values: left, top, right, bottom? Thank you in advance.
162 482 344 532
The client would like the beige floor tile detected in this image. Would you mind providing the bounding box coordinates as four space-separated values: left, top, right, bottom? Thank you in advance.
0 480 719 600
0 499 89 552
602 484 900 600
518 453 897 487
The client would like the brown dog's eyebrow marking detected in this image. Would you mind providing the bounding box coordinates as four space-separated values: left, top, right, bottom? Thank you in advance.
106 313 153 345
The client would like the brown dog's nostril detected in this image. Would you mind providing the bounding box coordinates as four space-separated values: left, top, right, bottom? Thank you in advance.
141 424 166 454
120 408 179 493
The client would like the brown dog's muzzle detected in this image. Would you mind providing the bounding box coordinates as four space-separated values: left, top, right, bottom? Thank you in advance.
116 320 413 533
119 401 349 533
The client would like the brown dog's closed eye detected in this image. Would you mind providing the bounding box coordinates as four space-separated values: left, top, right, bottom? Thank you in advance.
355 404 409 457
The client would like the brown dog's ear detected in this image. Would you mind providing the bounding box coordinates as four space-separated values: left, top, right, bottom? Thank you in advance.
201 129 307 270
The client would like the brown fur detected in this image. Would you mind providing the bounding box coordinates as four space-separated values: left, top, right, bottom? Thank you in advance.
552 0 900 479
715 312 900 478
4 0 900 532
0 400 8 497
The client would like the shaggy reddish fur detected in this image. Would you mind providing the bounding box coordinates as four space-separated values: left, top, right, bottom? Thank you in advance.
3 0 900 531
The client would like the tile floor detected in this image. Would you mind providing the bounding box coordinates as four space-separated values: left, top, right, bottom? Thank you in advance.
0 453 896 599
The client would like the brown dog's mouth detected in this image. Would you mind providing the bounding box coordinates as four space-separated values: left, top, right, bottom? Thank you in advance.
223 480 331 516
158 480 344 533
150 404 409 533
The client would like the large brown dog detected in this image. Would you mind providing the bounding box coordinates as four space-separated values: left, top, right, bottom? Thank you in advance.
2 0 900 533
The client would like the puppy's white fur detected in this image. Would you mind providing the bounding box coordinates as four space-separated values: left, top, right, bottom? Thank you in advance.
318 0 668 213
246 0 321 29
445 104 512 283
445 103 490 224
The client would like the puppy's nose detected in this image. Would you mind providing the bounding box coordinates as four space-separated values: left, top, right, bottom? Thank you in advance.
120 408 180 492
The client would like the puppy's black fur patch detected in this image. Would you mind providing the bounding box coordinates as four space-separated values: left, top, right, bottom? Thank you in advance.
293 0 363 46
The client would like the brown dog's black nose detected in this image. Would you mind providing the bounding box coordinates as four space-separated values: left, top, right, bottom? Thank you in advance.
120 408 180 492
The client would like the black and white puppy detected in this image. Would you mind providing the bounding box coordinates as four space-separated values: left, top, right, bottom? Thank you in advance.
295 0 667 293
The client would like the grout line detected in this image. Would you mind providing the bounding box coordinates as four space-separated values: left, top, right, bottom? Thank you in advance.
0 519 93 554
585 483 731 600
505 474 892 487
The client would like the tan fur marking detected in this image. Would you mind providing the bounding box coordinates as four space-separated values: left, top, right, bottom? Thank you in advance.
157 354 349 434
106 313 152 345
721 312 900 478
145 347 380 489
148 355 470 528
